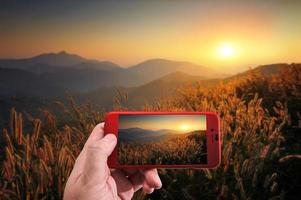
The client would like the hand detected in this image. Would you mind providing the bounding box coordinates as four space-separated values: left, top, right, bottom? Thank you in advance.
64 123 162 200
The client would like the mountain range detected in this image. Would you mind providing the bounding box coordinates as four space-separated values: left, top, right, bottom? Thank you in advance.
0 51 300 117
118 127 198 143
0 51 223 93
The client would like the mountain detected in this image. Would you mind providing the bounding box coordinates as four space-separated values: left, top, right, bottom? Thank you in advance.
41 67 147 92
0 52 222 92
24 51 95 66
228 63 301 80
1 51 299 99
0 68 64 97
77 63 301 108
127 58 219 82
118 128 181 143
40 59 220 92
71 61 120 71
78 71 218 108
0 51 120 73
118 127 202 143
126 72 220 106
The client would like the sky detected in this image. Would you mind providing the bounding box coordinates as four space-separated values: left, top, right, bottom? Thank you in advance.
118 114 206 132
0 0 301 72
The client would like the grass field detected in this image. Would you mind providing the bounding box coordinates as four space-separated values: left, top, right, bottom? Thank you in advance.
118 131 207 165
0 65 300 199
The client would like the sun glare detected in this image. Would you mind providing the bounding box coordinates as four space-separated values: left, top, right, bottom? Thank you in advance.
217 43 235 59
179 124 190 132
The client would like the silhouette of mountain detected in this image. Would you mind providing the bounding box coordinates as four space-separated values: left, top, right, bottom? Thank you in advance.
227 63 301 80
26 51 94 66
126 72 220 106
118 127 202 143
77 63 301 108
78 71 215 108
41 67 146 92
127 58 221 82
0 52 299 100
0 52 224 92
0 51 120 73
0 68 64 97
1 59 299 128
41 64 217 92
118 127 181 142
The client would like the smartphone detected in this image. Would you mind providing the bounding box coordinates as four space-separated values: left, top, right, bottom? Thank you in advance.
104 112 220 169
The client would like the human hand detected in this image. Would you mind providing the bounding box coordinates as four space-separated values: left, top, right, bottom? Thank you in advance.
64 123 162 200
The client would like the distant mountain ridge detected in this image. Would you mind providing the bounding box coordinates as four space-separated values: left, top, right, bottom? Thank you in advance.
0 51 220 92
78 71 215 108
0 51 299 100
127 58 221 82
0 54 299 128
0 51 120 74
227 63 301 80
118 127 201 143
0 68 64 97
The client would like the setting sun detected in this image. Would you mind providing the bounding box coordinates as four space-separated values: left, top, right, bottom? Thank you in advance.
179 124 191 131
217 43 236 59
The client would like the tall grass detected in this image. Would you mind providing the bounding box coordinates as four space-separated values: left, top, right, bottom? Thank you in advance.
0 65 300 199
0 98 103 200
118 133 207 165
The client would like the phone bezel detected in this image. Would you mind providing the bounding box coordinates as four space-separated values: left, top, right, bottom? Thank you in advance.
104 111 220 169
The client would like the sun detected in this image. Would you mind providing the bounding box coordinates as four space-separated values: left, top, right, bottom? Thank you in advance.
217 43 235 59
179 124 190 132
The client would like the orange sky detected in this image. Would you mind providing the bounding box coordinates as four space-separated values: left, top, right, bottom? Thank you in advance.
1 1 301 72
119 115 206 132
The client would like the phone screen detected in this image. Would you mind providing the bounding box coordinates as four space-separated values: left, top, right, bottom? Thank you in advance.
117 114 207 165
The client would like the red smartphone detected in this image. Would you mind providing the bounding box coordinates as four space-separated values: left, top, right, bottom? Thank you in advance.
104 112 220 169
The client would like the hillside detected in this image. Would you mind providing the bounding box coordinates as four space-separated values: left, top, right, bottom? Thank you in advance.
227 63 301 80
118 127 200 143
41 68 145 91
1 62 300 200
78 71 215 108
0 68 64 97
128 58 221 82
0 51 120 73
0 52 220 91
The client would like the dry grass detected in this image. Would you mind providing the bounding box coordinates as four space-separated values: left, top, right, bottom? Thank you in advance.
0 65 300 199
118 133 207 165
0 97 103 200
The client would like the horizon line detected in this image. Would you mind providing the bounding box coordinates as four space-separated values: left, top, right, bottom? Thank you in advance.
1 50 299 71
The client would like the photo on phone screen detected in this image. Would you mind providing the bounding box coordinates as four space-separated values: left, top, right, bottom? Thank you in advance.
118 114 207 165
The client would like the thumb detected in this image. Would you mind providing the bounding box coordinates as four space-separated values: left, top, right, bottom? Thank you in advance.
82 134 117 186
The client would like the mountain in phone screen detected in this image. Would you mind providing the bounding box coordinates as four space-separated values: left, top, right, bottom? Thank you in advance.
117 115 207 165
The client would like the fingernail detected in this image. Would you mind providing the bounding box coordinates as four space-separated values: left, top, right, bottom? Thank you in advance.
155 174 162 189
103 134 117 143
146 188 154 194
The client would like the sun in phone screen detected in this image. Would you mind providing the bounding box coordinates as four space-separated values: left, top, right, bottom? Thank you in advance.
118 114 207 165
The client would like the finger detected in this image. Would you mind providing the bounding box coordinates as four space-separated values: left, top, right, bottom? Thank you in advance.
85 123 105 147
140 169 162 189
128 172 144 192
111 170 134 200
73 123 105 171
142 181 154 194
82 134 117 186
107 176 122 200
